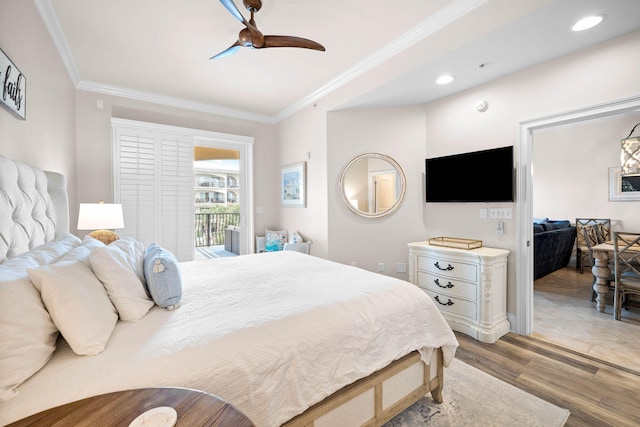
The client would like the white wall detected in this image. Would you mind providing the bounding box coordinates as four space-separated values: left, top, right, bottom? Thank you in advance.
327 107 427 278
273 104 329 257
1 1 281 240
0 0 77 226
5 1 640 322
287 30 640 318
73 90 278 239
533 112 640 231
411 31 640 314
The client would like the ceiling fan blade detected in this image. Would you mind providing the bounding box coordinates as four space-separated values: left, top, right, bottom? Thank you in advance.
210 44 242 60
263 35 325 51
219 0 247 25
212 1 325 59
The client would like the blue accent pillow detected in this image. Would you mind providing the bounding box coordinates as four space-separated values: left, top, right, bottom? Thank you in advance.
143 243 182 310
265 229 287 252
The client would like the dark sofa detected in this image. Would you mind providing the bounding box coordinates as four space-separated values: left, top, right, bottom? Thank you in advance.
533 219 577 280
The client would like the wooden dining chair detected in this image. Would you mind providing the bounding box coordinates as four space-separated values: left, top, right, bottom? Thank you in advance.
575 218 611 273
612 231 640 320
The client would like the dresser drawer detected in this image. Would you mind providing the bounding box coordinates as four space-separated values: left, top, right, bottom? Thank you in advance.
424 290 477 320
416 271 476 300
416 255 477 282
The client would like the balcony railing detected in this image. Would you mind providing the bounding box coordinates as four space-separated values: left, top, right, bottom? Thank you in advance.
197 182 225 188
194 212 240 247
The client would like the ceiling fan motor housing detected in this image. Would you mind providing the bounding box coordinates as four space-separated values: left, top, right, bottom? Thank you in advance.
243 0 262 12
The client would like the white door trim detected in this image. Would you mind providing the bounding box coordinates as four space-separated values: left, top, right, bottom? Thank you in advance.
514 95 640 335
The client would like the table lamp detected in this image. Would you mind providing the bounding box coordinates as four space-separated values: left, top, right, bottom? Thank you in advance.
77 202 124 245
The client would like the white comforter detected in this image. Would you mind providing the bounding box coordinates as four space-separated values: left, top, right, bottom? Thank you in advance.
1 251 458 426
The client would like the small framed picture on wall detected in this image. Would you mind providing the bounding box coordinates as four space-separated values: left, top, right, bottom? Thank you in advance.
0 48 26 120
281 162 306 207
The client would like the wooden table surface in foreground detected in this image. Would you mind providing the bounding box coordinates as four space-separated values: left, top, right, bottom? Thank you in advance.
7 387 255 427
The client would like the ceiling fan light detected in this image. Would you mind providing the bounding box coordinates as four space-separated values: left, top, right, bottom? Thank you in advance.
436 75 454 85
572 15 603 32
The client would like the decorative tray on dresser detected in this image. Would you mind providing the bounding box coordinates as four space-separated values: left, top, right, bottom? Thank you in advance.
408 241 510 343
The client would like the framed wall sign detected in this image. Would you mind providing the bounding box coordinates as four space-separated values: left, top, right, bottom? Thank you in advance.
0 48 26 120
609 166 640 201
281 162 306 207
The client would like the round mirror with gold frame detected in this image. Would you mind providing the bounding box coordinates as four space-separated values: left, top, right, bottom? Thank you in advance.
338 152 407 218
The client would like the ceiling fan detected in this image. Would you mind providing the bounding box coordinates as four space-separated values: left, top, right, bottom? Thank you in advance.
211 0 326 59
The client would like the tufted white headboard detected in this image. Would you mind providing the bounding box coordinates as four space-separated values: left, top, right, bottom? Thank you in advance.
0 155 70 262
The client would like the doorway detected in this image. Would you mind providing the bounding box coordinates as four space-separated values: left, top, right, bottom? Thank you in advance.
515 95 640 336
194 134 254 255
194 146 241 256
112 118 254 261
370 169 396 214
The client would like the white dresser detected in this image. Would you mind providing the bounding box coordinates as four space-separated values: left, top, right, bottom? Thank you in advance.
408 242 510 343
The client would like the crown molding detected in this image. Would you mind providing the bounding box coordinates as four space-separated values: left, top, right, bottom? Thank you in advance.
37 0 485 124
77 80 275 124
275 0 487 121
34 0 81 85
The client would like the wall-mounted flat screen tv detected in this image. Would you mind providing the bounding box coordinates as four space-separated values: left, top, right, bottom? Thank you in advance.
425 146 514 202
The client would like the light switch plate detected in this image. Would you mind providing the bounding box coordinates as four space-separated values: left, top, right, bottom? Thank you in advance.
489 208 512 219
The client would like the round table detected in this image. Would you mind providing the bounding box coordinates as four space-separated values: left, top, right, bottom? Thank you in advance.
7 387 255 426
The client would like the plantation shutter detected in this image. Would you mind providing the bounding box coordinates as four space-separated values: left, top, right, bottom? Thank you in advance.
158 136 194 260
113 123 194 261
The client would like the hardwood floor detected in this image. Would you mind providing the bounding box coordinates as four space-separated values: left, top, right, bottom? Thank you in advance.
454 264 640 426
455 332 640 426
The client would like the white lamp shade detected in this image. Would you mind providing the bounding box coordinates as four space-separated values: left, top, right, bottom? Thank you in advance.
77 203 124 230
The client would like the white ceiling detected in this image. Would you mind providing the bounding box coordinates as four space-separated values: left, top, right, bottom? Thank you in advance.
38 0 640 123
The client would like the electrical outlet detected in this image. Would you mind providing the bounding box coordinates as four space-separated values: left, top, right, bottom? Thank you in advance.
496 221 504 235
378 263 385 272
396 263 407 273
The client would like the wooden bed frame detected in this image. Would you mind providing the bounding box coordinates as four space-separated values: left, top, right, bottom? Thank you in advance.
284 349 444 427
0 155 446 426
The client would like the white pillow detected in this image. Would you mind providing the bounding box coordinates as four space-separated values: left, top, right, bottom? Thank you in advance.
28 261 118 356
0 233 82 269
90 240 154 322
0 234 81 402
107 237 147 286
58 235 105 265
289 231 304 244
0 269 59 402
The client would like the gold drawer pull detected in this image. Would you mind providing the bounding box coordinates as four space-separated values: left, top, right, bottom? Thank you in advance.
434 262 454 271
434 295 454 306
434 278 454 289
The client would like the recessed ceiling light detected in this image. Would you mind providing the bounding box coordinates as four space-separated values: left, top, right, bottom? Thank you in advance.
436 75 454 85
572 15 603 32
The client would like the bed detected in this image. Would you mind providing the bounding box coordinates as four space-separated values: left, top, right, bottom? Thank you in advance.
0 154 458 426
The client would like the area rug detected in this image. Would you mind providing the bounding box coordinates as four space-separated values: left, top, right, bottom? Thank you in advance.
384 358 570 427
